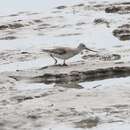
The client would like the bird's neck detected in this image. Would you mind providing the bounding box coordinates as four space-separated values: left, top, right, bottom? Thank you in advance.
77 47 83 53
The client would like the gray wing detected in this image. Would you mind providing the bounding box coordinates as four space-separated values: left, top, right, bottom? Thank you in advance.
42 48 66 55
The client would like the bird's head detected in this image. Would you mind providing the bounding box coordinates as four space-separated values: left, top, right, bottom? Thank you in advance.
78 43 86 50
78 43 97 52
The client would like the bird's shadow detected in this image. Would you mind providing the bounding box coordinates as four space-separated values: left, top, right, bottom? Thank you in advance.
38 64 67 70
38 61 85 70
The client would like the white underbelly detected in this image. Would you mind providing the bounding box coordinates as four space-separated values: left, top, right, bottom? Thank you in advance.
53 52 78 59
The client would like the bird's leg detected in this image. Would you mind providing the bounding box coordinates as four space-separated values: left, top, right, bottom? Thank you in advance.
50 54 57 65
63 60 67 66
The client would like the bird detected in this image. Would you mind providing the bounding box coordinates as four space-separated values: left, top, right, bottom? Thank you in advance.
42 43 97 66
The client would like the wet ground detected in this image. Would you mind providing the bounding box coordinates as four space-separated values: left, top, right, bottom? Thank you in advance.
0 0 130 130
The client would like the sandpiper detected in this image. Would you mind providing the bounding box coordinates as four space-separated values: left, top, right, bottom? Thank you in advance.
42 43 97 65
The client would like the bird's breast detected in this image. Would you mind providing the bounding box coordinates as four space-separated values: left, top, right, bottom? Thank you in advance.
52 51 79 59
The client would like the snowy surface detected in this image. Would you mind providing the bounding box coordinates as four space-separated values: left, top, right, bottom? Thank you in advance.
0 0 130 130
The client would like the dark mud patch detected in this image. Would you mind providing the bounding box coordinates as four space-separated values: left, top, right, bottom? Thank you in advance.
57 33 81 37
105 6 122 13
0 122 5 127
60 24 72 28
74 3 85 7
56 5 67 10
112 104 129 109
35 23 51 30
7 92 50 104
33 19 43 23
11 95 34 103
72 2 130 13
76 22 86 26
39 23 50 27
113 24 130 41
14 64 130 85
105 3 130 14
82 54 121 61
8 14 19 17
0 36 17 40
0 50 38 65
119 35 130 41
8 23 24 29
27 114 41 120
55 83 83 89
0 25 8 30
118 2 130 5
26 12 40 16
92 105 129 123
0 23 24 31
94 18 110 27
74 117 99 128
30 73 69 84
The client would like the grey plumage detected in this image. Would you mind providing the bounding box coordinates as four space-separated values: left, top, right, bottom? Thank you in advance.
42 43 97 65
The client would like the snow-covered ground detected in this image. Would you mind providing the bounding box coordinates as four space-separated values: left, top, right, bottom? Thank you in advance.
0 0 130 130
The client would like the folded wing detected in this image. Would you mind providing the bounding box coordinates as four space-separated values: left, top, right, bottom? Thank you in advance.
42 48 67 55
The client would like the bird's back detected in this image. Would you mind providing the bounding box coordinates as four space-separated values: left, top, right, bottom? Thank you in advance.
42 47 77 55
42 47 79 59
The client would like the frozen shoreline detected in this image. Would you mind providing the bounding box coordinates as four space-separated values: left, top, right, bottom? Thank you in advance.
0 0 130 130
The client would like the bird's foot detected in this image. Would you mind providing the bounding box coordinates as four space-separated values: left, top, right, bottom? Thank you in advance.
53 64 62 66
62 63 68 66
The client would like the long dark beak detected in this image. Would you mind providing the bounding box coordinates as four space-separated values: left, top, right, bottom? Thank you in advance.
85 47 97 52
